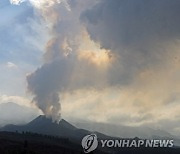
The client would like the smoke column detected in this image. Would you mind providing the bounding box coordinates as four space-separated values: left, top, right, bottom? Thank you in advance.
10 0 74 122
10 0 107 122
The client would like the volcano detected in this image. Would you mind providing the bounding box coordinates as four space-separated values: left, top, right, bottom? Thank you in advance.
1 116 180 154
1 115 91 141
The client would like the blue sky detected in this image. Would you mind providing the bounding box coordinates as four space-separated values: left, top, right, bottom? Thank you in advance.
0 0 48 96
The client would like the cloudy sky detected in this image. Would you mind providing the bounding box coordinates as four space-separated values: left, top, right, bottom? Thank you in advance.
1 0 180 135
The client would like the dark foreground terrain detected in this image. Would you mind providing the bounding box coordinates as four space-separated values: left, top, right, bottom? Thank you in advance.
0 131 180 154
1 116 180 154
0 131 108 154
0 131 83 154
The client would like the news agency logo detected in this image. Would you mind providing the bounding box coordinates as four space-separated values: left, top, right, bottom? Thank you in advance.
81 134 98 153
81 134 174 153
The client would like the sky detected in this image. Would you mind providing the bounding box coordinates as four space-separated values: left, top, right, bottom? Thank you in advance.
0 0 180 136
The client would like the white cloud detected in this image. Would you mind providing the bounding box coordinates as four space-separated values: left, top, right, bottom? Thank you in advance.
10 0 25 5
9 0 71 11
6 62 18 69
0 94 33 107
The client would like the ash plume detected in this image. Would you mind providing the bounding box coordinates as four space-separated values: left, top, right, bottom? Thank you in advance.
25 0 105 122
25 0 75 122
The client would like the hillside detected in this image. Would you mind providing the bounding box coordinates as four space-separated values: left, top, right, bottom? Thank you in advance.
1 115 180 154
0 131 180 154
0 115 108 142
0 131 107 154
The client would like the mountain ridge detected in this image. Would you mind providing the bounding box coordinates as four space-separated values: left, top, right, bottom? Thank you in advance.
0 115 109 142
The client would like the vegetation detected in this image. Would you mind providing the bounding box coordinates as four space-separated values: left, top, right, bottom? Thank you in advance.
0 131 83 154
0 130 180 154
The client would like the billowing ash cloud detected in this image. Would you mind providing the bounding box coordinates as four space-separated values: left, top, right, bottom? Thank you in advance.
27 58 72 121
25 0 75 122
11 0 180 124
81 0 180 85
25 0 107 122
81 0 180 50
